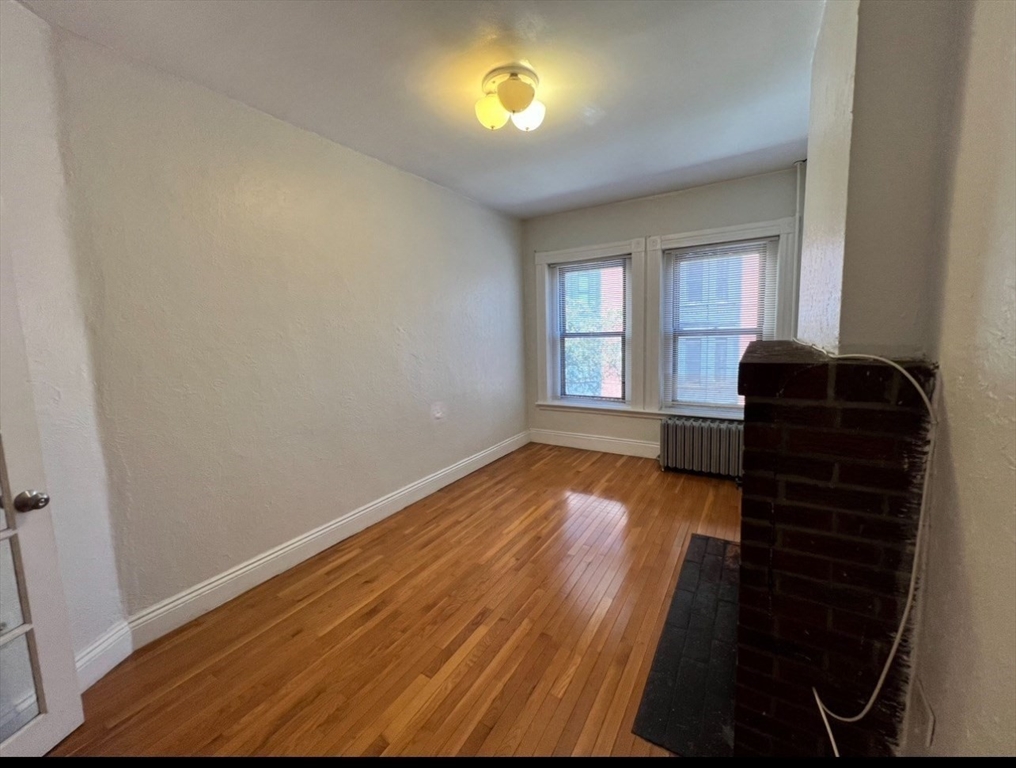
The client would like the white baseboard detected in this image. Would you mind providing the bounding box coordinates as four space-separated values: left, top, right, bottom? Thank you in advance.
74 619 133 692
529 428 659 459
128 431 531 650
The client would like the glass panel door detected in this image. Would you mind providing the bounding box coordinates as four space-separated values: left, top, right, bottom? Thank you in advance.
0 215 83 756
0 446 42 742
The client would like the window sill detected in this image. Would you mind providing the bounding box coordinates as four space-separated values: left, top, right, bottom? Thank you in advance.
535 400 743 421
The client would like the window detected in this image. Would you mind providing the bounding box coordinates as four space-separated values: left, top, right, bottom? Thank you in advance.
556 258 628 401
534 222 794 419
662 238 778 412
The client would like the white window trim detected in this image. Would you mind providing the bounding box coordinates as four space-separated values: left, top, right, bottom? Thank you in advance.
534 219 798 422
533 399 740 421
647 217 798 419
535 239 645 411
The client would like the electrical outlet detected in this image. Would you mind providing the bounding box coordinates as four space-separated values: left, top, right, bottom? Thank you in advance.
912 679 936 749
430 402 446 421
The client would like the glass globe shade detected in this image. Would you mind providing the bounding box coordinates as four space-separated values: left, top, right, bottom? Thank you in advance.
497 74 535 113
475 93 509 130
510 100 546 132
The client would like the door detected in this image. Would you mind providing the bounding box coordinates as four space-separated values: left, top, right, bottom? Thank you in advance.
0 234 83 755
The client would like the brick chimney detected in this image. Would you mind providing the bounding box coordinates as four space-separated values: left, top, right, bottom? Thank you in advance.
734 340 935 757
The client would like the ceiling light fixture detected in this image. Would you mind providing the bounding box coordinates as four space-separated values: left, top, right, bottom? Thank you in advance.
475 64 545 132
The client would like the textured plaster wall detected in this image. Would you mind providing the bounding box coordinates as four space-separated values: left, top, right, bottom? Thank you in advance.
838 0 966 357
795 0 857 352
904 0 1016 755
0 0 125 657
798 0 968 358
523 170 798 444
52 32 525 615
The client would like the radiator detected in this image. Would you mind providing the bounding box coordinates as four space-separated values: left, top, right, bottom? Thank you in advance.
659 417 743 478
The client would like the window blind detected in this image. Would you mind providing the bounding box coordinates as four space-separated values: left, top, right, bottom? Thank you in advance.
557 257 628 401
662 238 778 409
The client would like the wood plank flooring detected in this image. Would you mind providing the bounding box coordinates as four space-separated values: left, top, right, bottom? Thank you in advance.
51 443 741 756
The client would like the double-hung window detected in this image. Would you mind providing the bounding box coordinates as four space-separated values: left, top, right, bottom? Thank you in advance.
535 224 792 419
555 257 629 402
662 238 778 413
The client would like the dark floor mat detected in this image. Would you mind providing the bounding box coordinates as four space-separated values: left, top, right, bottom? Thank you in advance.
632 534 740 756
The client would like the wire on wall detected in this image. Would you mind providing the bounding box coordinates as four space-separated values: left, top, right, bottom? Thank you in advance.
793 342 938 758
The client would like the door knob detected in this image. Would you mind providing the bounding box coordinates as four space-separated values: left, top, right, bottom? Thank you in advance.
13 490 50 513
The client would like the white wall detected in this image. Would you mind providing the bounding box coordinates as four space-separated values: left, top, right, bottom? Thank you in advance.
523 170 798 445
50 31 526 618
905 0 1016 755
0 0 126 665
798 0 967 358
796 0 857 352
838 0 965 356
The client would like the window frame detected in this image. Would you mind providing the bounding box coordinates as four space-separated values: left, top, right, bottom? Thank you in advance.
661 236 779 416
535 239 645 412
556 257 629 403
534 219 797 422
646 218 797 419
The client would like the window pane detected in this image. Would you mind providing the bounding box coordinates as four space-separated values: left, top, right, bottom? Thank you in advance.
675 252 762 331
0 631 39 741
1 538 25 634
675 333 755 406
561 263 625 333
563 336 623 399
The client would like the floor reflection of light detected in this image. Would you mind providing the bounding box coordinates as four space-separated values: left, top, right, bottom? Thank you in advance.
551 491 632 619
564 491 629 529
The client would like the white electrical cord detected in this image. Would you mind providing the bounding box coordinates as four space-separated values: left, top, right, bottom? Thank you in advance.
792 345 938 757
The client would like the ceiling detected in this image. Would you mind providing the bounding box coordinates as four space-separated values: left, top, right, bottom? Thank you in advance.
24 0 823 218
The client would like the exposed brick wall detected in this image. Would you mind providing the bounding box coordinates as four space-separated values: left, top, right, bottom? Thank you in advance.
734 341 935 757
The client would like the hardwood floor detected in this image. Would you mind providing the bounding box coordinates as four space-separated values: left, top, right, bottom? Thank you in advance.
52 443 741 756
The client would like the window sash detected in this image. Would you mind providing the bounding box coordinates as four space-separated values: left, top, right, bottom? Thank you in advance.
556 257 628 402
559 334 626 402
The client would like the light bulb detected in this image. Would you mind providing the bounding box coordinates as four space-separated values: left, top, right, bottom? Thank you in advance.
475 93 509 130
510 100 546 131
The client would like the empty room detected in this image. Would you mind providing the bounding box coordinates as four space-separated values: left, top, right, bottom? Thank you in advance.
0 0 1013 758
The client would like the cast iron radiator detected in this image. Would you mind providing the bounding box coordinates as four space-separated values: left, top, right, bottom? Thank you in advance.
659 417 743 478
